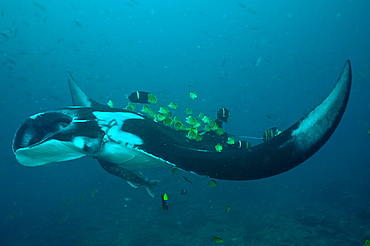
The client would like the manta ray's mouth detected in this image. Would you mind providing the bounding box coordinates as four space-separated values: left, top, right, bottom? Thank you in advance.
12 112 73 152
12 109 107 167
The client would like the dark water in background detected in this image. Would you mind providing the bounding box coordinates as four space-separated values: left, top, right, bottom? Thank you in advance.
0 0 369 245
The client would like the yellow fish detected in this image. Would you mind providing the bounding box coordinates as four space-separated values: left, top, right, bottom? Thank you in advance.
125 102 136 111
159 107 170 115
186 116 197 125
202 115 212 124
142 105 152 114
171 168 179 175
174 121 183 131
107 100 114 108
156 114 166 121
185 107 193 115
162 117 173 126
208 179 217 187
148 94 157 104
212 236 224 243
216 128 225 135
189 91 198 100
215 143 223 152
227 137 235 145
168 102 178 109
186 129 198 140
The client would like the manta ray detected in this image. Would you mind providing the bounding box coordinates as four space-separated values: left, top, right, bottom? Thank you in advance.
12 61 352 197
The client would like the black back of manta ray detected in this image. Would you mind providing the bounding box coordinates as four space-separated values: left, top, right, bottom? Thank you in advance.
12 61 352 181
125 61 351 180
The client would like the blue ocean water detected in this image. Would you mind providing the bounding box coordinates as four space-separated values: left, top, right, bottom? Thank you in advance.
1 0 369 245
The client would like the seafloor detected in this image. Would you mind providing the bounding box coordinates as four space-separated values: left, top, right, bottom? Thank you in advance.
3 167 369 246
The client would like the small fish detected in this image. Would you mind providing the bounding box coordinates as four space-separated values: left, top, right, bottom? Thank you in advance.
174 121 183 131
5 212 17 221
107 100 114 108
156 113 166 122
255 57 262 66
209 120 218 131
233 140 250 149
248 8 257 15
171 168 179 175
189 91 198 100
227 137 235 145
202 115 212 124
195 134 203 142
148 94 157 104
186 128 198 140
173 116 181 122
128 91 157 104
221 58 227 67
33 2 46 11
185 107 193 115
179 189 187 195
90 188 98 198
212 236 224 243
204 125 211 132
208 179 217 187
142 105 152 114
159 107 170 115
125 102 136 111
183 176 192 183
161 193 169 211
236 2 246 8
217 108 230 123
59 212 69 224
364 240 370 246
216 127 225 136
168 102 178 109
225 205 231 213
186 116 197 125
215 143 223 152
262 127 282 141
162 117 173 126
6 57 16 65
367 129 370 135
73 20 84 28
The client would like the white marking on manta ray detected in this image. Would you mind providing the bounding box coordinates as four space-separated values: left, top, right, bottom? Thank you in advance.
292 67 349 151
30 111 46 120
93 111 144 145
90 111 167 168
